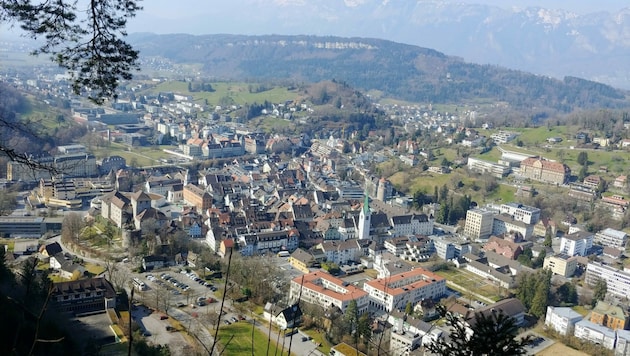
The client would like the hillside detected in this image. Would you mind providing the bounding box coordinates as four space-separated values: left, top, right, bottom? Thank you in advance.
130 33 630 113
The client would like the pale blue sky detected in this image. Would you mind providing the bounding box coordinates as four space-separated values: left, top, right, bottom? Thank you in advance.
124 0 626 35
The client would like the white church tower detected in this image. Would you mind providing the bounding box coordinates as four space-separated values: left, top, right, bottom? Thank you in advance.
358 192 371 240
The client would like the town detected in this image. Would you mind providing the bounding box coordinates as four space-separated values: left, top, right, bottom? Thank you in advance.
1 65 630 356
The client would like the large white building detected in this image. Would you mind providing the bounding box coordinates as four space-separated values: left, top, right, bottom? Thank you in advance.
499 203 540 224
560 231 594 257
363 268 446 312
595 228 628 249
545 306 583 336
585 262 630 299
464 209 495 240
289 271 368 314
389 214 434 237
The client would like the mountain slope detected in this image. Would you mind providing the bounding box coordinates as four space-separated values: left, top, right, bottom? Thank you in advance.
130 33 629 112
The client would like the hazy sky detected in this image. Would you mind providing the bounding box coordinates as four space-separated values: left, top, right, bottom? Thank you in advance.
2 1 627 38
123 0 627 35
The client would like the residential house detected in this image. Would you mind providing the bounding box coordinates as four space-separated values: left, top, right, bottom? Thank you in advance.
482 235 524 260
288 248 318 273
40 241 63 258
492 214 534 240
263 303 303 330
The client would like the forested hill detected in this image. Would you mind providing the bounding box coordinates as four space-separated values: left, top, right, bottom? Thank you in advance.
130 33 630 112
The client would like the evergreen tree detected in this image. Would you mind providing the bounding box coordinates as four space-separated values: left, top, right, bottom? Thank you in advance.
426 306 531 356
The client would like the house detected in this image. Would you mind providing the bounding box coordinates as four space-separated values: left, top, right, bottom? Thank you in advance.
142 255 169 271
13 239 39 255
468 298 526 328
330 343 367 356
482 235 524 260
545 306 583 335
59 261 88 280
316 239 361 265
40 242 63 258
263 303 303 330
288 248 317 273
50 277 116 314
219 239 234 258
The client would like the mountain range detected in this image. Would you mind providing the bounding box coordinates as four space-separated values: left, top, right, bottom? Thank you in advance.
127 1 630 89
129 33 629 113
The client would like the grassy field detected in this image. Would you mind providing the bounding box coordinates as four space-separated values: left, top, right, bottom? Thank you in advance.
217 322 288 356
146 81 301 106
434 268 504 302
84 262 106 276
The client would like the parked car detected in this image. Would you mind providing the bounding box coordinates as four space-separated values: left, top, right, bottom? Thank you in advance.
166 326 176 332
160 315 168 320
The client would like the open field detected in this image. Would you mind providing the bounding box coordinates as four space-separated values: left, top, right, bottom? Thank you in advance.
434 268 504 302
217 322 287 356
535 342 589 356
145 81 301 106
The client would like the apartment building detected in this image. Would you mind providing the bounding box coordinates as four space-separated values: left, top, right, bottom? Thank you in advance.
363 268 446 312
543 253 578 277
499 203 541 224
289 271 368 314
545 306 583 336
560 230 594 257
464 209 495 240
595 228 628 249
520 157 570 185
585 262 630 299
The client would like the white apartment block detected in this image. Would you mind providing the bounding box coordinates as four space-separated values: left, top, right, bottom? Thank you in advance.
574 319 616 350
500 203 540 224
290 271 368 314
389 214 434 237
363 268 446 312
617 330 630 356
464 209 495 240
560 231 594 257
595 228 628 249
585 262 630 299
545 306 583 336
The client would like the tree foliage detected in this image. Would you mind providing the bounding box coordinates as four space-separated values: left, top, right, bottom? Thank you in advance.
426 306 531 356
515 269 552 319
1 0 141 104
592 279 607 307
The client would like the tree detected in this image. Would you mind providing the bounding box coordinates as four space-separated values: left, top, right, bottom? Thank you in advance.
592 279 607 307
61 212 85 243
426 306 531 356
0 190 17 216
577 151 589 166
1 0 141 104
